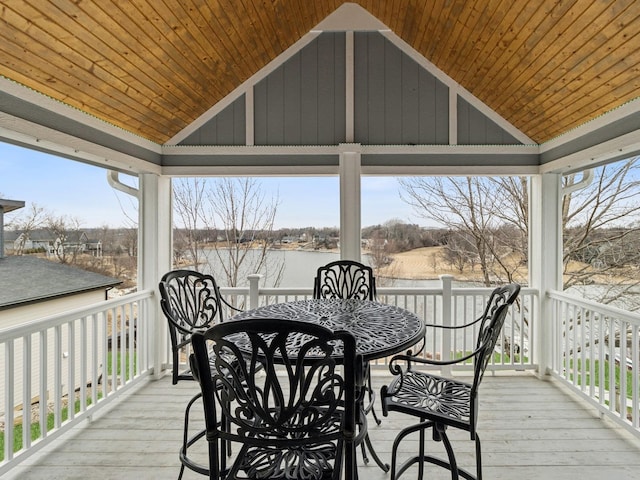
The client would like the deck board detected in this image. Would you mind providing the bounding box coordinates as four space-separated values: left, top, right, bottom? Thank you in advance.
5 372 640 480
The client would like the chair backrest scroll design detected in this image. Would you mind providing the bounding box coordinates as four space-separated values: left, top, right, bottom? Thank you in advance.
190 319 361 480
313 260 376 301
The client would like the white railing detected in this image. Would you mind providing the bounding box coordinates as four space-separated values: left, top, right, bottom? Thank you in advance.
220 275 538 372
549 290 640 436
0 290 154 474
1 278 537 474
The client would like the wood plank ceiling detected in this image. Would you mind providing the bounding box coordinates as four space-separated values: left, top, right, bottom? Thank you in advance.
0 0 638 145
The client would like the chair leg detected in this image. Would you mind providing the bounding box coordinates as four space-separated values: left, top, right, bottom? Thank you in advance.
390 419 433 480
434 424 459 480
433 423 479 480
475 434 482 480
367 373 382 425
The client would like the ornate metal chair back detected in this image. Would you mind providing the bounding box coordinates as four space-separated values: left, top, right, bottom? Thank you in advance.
472 283 521 393
190 319 362 480
313 260 376 301
159 269 226 384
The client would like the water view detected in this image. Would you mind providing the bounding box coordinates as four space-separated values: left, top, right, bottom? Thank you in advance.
200 248 445 288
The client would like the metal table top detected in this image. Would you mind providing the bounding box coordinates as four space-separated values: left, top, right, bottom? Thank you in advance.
230 298 425 362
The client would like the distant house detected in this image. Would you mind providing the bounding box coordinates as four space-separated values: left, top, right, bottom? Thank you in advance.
5 228 103 257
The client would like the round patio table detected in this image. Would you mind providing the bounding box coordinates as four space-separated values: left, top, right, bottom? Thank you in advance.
230 298 425 473
230 298 425 363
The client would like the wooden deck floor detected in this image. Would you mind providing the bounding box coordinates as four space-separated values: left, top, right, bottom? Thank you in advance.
5 371 640 480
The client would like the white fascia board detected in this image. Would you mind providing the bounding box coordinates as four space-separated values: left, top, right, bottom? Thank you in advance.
540 98 640 153
360 144 539 155
0 117 161 175
379 31 534 146
540 129 640 174
162 144 538 156
167 31 322 145
362 165 540 176
162 144 342 155
162 165 339 177
0 76 160 154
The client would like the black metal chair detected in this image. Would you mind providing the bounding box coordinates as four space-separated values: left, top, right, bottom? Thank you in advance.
380 283 520 480
190 318 365 480
313 260 377 301
159 269 242 479
313 259 382 464
159 269 241 385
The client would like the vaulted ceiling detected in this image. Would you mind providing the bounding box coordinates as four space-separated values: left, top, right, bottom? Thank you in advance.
0 0 638 147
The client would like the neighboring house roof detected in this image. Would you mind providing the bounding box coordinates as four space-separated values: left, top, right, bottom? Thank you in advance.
3 231 21 243
25 230 56 242
0 255 122 310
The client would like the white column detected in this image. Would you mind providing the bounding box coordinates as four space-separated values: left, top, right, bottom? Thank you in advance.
139 173 172 380
339 146 361 261
529 173 562 377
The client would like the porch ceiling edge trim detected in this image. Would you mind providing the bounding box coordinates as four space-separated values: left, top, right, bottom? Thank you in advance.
0 76 160 152
0 121 161 176
539 129 640 175
539 98 640 152
0 84 163 174
161 165 339 177
362 165 540 176
161 144 539 155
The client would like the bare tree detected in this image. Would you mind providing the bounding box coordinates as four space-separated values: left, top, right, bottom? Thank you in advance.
399 157 640 307
399 176 522 284
173 178 284 288
206 178 283 287
562 159 640 308
47 214 84 264
173 178 209 270
7 202 48 255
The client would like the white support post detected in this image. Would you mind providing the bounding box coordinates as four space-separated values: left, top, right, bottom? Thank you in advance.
339 147 362 261
139 173 172 380
440 275 453 377
248 274 262 309
530 173 562 377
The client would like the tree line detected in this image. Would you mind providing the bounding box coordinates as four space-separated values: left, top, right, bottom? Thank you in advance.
6 156 640 308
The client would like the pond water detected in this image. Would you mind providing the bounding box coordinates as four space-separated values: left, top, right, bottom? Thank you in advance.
199 248 444 288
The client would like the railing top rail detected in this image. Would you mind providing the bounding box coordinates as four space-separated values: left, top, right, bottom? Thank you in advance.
221 285 538 299
0 289 154 340
548 289 640 325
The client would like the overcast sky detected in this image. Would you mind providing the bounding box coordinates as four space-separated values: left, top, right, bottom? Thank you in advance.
1 141 425 230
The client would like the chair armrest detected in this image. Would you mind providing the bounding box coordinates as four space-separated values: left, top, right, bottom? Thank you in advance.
381 347 483 404
422 313 485 330
219 294 243 314
388 348 480 371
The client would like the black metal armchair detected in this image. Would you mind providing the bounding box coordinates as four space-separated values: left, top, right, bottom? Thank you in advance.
158 269 242 479
190 318 365 480
313 259 382 465
159 269 240 384
380 283 520 480
313 259 381 429
313 260 377 301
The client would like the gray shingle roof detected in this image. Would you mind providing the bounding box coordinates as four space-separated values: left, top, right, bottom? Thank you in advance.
0 256 121 309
